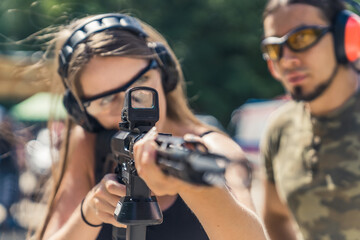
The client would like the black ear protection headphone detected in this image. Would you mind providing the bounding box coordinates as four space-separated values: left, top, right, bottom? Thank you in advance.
333 0 360 63
58 13 179 132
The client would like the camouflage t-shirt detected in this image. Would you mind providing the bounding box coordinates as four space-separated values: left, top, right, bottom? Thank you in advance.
261 91 360 240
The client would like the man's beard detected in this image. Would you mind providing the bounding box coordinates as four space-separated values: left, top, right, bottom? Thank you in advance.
291 64 339 102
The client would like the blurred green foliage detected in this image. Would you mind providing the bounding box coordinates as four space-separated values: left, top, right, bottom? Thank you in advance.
0 0 285 126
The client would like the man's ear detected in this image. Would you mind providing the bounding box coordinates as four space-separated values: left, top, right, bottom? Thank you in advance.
266 60 281 81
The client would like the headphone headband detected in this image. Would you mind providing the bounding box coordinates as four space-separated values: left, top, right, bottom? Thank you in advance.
58 13 148 79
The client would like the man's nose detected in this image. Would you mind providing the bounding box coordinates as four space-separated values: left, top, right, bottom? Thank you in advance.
279 44 301 67
280 44 297 59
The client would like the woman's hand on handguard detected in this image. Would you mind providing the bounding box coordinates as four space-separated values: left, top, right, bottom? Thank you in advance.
133 127 197 196
82 173 127 228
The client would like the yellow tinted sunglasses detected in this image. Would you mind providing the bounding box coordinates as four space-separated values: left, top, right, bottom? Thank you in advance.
261 25 331 61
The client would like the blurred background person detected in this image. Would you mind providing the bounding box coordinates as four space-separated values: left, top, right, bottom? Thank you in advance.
260 0 360 239
0 105 21 230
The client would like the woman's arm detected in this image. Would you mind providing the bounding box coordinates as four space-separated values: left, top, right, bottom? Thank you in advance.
42 126 126 240
199 132 255 209
133 128 268 240
179 185 266 240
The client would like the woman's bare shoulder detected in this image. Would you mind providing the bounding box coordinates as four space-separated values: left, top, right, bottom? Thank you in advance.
67 125 97 174
43 126 97 233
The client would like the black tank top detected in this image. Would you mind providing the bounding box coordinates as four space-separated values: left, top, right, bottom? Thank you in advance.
96 195 209 240
94 130 214 240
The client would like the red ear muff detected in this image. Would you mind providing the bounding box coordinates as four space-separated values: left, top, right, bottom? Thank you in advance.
333 10 360 63
344 14 360 62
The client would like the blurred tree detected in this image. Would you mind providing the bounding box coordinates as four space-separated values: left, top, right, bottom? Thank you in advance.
0 0 284 126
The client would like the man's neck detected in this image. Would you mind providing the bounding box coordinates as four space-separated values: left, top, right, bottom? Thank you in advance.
306 66 359 116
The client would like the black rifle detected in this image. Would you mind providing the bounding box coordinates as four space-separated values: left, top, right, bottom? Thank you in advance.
109 86 229 240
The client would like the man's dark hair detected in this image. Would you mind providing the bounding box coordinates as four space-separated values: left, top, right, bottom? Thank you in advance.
263 0 346 24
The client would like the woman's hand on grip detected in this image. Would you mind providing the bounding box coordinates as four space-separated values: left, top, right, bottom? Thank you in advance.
82 173 126 228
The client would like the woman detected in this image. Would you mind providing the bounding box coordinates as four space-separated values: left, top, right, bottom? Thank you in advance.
32 13 267 240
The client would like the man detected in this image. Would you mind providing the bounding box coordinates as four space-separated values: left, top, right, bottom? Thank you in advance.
260 0 360 239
